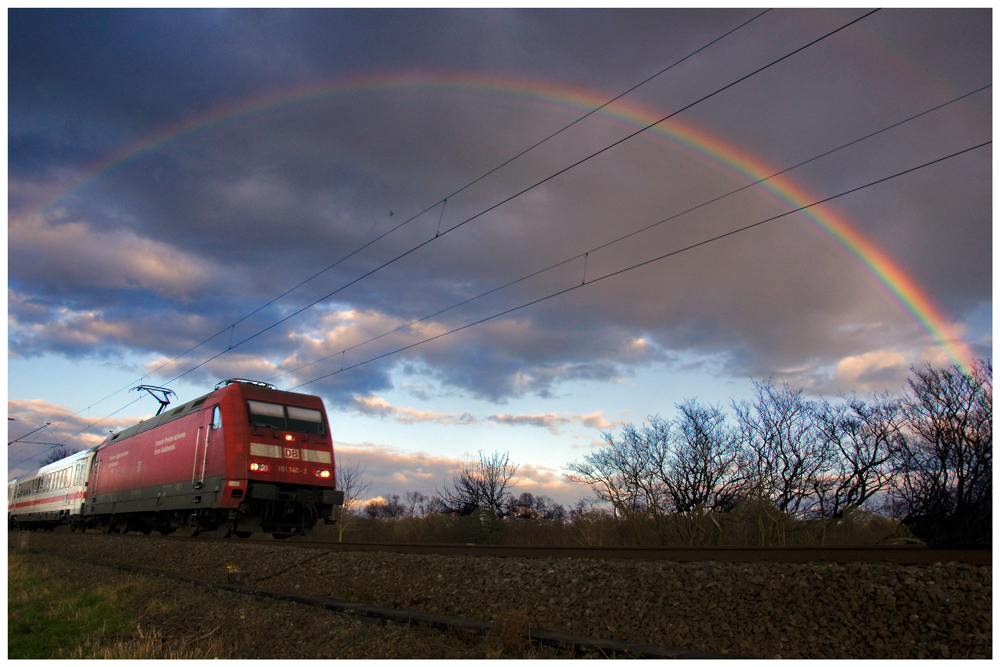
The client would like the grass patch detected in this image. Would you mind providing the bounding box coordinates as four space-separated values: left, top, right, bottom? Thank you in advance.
8 553 139 658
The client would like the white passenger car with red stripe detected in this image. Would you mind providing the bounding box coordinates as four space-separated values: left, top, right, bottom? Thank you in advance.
8 447 98 531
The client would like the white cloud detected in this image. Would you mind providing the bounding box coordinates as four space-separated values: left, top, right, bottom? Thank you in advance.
835 349 910 392
487 409 623 434
9 213 214 301
351 395 478 425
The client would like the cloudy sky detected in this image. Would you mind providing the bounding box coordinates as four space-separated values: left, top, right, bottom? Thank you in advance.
7 9 992 507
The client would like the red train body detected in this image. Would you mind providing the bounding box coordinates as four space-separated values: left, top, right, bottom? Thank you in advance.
79 379 343 538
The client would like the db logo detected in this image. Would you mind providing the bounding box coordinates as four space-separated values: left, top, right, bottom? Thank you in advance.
284 448 300 460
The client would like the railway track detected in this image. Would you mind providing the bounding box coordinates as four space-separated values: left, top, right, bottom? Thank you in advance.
50 531 991 565
13 530 992 658
276 540 992 565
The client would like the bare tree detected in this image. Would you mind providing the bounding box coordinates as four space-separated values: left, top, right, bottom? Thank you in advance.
565 418 670 517
404 491 431 517
422 494 449 515
505 492 567 519
40 446 77 466
567 408 746 517
332 456 372 541
811 393 905 518
440 450 518 517
664 399 746 513
732 379 826 515
891 360 992 542
364 494 407 519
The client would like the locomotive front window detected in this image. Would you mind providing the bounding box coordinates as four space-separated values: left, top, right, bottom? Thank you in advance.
287 406 325 435
247 400 326 435
248 401 286 429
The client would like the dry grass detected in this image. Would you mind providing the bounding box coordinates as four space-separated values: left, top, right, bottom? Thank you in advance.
321 502 919 548
488 608 531 654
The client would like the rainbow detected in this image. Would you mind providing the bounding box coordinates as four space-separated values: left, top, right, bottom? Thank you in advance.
16 71 974 373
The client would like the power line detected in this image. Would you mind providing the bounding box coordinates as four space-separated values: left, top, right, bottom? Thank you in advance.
51 8 880 450
21 9 773 451
290 140 991 390
47 396 145 450
32 8 886 455
161 9 880 387
267 83 990 383
7 421 52 446
135 8 775 385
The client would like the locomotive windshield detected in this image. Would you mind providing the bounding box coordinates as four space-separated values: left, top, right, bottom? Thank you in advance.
247 400 326 435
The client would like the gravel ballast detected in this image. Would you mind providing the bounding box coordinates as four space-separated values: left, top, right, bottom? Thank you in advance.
13 531 991 659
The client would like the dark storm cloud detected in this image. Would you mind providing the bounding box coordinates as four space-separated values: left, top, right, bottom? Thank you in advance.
8 9 991 408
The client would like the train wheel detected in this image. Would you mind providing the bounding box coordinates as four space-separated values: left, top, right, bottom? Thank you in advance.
235 531 253 539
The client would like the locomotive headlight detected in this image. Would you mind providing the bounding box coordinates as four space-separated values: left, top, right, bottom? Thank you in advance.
315 469 331 478
285 434 294 441
250 462 270 473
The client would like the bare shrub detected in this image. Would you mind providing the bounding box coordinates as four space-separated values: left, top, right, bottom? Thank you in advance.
488 609 530 655
822 508 919 546
330 456 372 542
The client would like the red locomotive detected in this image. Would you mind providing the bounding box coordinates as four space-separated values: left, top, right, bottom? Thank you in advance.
10 379 344 539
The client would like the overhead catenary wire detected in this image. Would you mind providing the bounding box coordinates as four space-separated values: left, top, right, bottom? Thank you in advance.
161 9 880 387
289 140 991 391
17 9 773 453
38 8 880 453
128 8 777 383
266 82 989 384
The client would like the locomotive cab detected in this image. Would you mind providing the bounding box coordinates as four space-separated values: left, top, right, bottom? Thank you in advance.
236 393 345 537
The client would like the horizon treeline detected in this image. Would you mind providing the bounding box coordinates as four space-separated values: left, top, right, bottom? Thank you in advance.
341 360 991 546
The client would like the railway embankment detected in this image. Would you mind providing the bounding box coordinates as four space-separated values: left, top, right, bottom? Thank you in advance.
14 531 991 659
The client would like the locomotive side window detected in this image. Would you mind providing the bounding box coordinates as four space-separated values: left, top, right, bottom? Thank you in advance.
211 405 222 430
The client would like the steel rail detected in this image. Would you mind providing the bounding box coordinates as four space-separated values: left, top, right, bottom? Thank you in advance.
278 540 992 566
14 530 991 565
